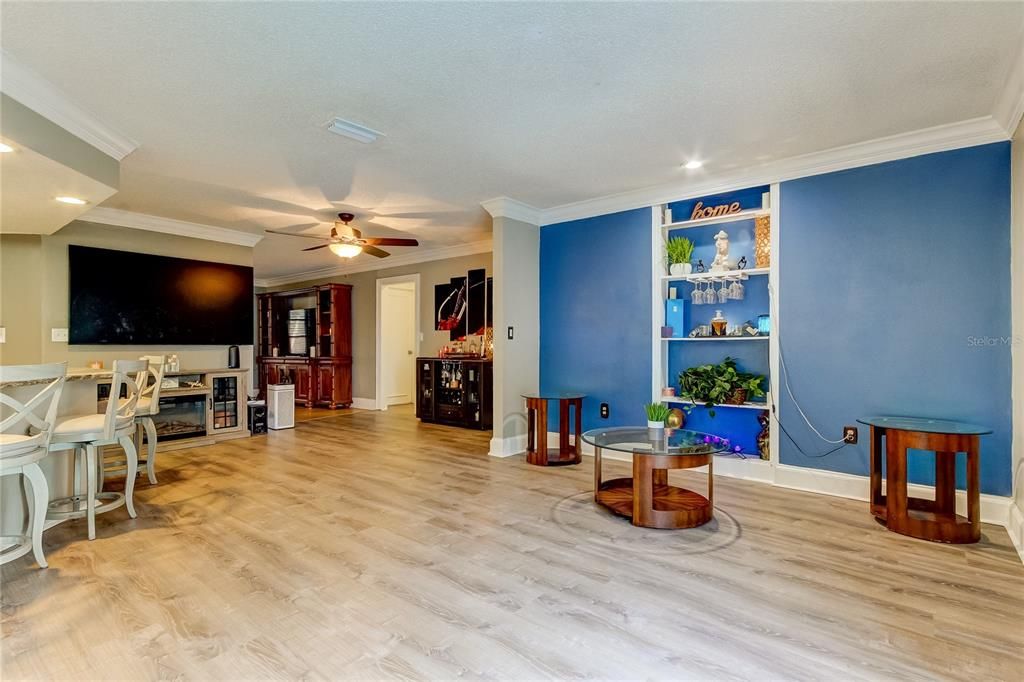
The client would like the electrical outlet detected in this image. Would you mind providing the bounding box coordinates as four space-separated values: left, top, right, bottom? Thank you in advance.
51 328 69 343
843 426 858 444
600 403 609 419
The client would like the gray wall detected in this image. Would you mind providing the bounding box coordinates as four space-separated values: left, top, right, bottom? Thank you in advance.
491 216 539 449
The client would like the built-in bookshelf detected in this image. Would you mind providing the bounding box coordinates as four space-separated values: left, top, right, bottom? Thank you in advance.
650 184 780 466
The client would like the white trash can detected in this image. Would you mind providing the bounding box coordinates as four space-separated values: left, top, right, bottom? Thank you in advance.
267 384 295 430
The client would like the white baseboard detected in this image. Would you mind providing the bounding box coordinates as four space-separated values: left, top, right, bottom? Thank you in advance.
489 434 527 458
774 463 1011 527
554 431 1014 530
1009 501 1024 562
351 397 379 410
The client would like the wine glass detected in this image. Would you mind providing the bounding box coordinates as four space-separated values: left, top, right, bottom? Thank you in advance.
718 279 730 304
730 278 745 300
690 281 703 305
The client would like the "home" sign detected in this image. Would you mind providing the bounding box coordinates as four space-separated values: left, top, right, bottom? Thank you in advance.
690 201 742 220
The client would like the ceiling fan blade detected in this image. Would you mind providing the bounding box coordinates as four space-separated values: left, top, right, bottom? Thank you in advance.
360 237 419 247
362 245 391 258
333 222 361 239
265 228 330 241
302 244 330 252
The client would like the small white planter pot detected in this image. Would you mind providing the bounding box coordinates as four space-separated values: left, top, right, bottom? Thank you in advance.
669 263 693 276
647 420 665 429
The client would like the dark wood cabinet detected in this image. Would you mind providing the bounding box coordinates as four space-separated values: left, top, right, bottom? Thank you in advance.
257 283 353 408
416 357 492 430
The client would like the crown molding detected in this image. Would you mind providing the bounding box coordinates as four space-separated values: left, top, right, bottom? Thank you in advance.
538 116 1010 226
81 207 263 247
480 197 541 225
255 239 493 288
0 50 139 161
994 31 1024 135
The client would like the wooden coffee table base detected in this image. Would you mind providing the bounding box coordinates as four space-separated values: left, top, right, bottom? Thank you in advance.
594 448 713 529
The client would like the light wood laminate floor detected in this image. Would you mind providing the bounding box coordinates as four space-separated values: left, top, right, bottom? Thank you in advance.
2 406 1022 680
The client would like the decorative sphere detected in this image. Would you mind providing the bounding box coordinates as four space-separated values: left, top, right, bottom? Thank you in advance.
665 408 685 429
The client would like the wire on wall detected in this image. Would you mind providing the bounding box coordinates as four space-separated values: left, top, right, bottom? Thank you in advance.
767 281 848 457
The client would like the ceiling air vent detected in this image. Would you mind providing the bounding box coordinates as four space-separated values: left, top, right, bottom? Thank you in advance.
325 117 384 144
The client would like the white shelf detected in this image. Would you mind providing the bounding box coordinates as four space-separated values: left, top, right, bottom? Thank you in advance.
662 208 768 231
659 397 770 411
660 267 769 283
661 336 769 342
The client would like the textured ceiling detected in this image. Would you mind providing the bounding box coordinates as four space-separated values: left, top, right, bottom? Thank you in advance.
1 2 1020 278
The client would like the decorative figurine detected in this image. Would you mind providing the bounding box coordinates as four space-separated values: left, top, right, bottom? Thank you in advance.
695 259 706 273
757 411 770 460
710 230 734 273
736 256 747 270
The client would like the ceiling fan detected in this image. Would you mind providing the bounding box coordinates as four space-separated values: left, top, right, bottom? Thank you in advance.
265 213 419 259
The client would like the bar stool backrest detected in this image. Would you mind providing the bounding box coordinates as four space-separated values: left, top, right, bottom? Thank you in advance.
105 359 148 441
0 362 68 451
138 355 165 414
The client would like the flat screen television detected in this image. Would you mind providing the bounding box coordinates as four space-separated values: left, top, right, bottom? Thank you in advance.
69 245 254 345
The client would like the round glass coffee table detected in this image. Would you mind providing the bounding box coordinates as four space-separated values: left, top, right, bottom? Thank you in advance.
582 426 726 529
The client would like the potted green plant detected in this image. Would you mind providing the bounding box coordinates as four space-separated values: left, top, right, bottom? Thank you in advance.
678 357 765 417
666 236 695 276
644 402 671 429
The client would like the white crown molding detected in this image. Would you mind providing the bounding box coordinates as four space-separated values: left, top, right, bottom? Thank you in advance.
0 50 139 161
994 30 1024 135
255 238 493 288
81 206 263 247
538 116 1010 226
480 196 542 225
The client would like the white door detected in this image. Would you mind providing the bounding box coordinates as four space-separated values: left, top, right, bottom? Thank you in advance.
381 283 416 406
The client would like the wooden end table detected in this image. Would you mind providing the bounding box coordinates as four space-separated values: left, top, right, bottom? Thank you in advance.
523 392 584 466
581 426 725 529
858 416 991 544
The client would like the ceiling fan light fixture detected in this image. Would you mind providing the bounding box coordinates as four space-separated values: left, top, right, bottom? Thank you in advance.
329 242 363 258
326 118 384 144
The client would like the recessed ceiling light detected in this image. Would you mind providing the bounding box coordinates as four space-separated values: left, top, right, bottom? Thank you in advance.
0 143 13 153
683 160 703 170
326 118 384 144
55 196 88 205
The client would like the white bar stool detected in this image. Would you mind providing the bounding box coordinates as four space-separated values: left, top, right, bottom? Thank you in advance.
100 355 165 487
135 355 165 484
47 359 146 540
0 362 67 569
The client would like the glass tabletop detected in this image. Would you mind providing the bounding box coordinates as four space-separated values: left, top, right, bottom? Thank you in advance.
581 426 729 456
522 392 586 400
856 415 992 435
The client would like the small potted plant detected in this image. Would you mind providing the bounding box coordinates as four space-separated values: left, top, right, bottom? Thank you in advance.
678 357 765 417
666 236 695 276
644 402 671 429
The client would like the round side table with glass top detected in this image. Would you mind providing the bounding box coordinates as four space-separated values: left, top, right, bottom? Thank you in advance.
857 415 991 544
582 426 726 529
522 392 585 466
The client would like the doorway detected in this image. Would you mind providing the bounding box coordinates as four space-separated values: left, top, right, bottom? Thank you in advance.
376 274 420 410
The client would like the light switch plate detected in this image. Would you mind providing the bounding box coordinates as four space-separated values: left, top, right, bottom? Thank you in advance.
51 328 69 342
0 327 5 344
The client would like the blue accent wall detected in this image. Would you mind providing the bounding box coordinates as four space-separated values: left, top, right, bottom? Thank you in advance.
779 142 1012 495
540 208 652 431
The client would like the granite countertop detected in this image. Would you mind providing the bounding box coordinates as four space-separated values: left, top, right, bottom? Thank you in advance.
0 367 245 388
